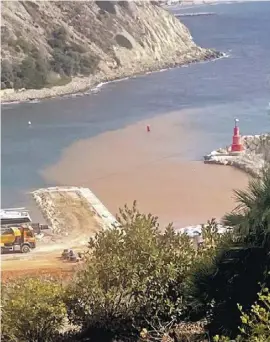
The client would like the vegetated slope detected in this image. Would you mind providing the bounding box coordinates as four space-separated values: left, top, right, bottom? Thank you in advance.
1 1 219 98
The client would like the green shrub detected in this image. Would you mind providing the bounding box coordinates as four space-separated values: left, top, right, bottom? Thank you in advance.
48 26 100 77
51 48 79 76
16 53 49 89
65 202 196 341
1 60 14 89
1 277 67 342
48 27 67 50
188 167 270 338
79 53 100 75
189 238 269 338
214 286 270 342
1 25 100 90
238 286 270 341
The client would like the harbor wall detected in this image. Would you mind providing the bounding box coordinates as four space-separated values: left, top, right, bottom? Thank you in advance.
204 134 270 177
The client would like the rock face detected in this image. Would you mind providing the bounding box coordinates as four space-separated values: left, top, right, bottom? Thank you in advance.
1 1 220 102
242 134 270 159
204 134 270 177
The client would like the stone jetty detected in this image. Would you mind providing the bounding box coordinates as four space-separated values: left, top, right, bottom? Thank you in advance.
204 134 270 177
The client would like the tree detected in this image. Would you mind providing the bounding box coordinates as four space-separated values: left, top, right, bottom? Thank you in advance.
188 168 270 338
1 60 14 89
51 49 79 76
1 277 67 342
65 202 195 341
47 27 67 49
223 166 270 241
15 53 49 89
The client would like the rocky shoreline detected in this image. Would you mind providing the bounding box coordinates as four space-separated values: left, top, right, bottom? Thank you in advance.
175 12 215 17
204 134 270 177
1 49 222 104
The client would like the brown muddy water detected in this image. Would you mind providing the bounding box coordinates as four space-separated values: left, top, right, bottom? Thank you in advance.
3 2 270 226
42 112 250 228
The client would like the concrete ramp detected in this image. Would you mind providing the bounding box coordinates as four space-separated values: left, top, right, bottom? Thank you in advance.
32 187 119 235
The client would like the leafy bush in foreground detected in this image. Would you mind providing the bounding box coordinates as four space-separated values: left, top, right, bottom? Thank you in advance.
2 195 268 342
223 165 270 238
188 167 270 338
65 202 196 341
190 240 269 338
1 277 67 342
214 286 270 342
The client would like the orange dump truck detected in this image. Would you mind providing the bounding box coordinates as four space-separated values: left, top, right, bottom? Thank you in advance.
0 226 36 253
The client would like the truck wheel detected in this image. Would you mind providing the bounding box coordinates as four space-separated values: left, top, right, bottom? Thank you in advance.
21 244 31 253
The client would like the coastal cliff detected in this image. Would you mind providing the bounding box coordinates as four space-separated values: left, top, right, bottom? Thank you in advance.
1 1 220 102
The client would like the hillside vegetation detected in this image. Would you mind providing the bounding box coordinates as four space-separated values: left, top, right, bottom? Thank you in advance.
1 1 219 100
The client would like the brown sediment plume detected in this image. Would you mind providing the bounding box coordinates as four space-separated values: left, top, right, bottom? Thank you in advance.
42 111 249 228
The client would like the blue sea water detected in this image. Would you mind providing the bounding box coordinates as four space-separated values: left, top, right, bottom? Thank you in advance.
1 1 270 208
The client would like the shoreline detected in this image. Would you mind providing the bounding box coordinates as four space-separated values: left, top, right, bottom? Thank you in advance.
175 12 215 17
1 49 224 105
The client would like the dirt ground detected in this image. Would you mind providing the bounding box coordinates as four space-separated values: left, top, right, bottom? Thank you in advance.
1 249 84 282
1 188 103 283
1 188 105 282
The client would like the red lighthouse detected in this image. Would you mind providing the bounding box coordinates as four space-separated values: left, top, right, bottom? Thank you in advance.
231 118 244 152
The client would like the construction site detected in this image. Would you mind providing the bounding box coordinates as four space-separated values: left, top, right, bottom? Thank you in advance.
1 185 229 282
1 186 119 282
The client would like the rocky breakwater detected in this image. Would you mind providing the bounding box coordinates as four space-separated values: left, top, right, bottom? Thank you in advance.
1 1 221 103
204 134 270 177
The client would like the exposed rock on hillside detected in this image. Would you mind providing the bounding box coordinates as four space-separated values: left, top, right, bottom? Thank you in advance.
1 1 220 102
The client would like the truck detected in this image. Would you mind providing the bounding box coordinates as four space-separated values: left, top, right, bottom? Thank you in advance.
0 207 32 225
0 226 36 253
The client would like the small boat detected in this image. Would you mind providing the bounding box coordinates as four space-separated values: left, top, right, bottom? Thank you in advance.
0 208 32 225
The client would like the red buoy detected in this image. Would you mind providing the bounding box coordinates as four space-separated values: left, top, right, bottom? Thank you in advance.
231 118 243 152
146 125 150 132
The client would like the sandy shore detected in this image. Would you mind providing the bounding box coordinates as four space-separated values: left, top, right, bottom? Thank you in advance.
41 110 249 228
